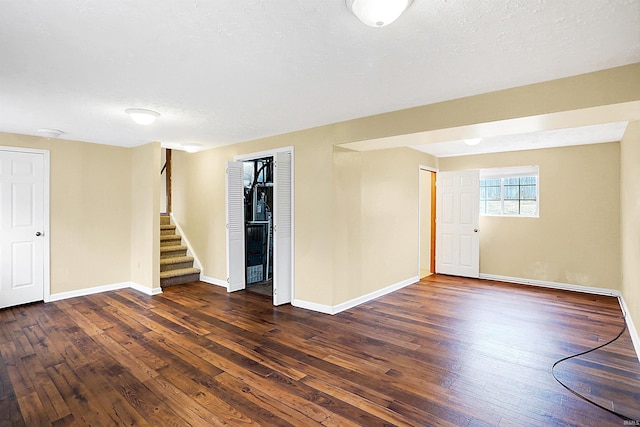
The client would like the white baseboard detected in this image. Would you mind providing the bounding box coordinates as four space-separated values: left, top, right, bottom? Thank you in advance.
479 273 620 297
49 282 130 302
129 282 163 296
49 281 161 302
292 299 334 315
618 295 640 363
201 275 228 288
293 276 419 315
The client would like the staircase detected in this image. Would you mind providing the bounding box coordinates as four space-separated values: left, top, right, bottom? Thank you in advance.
160 215 200 287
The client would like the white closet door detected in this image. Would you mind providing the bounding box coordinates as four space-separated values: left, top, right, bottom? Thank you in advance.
436 170 480 278
273 151 292 305
226 161 245 292
0 150 45 309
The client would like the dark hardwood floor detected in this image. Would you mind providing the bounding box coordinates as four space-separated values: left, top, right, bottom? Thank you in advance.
1 275 639 426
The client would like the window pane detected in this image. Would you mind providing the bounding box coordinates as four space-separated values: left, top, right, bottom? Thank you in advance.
504 184 519 200
486 201 502 215
520 176 536 185
479 169 538 217
486 186 500 200
480 179 501 215
503 200 520 215
520 200 537 216
520 185 537 200
506 178 519 186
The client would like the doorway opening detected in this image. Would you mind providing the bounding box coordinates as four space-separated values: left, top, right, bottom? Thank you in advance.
226 148 293 305
419 167 436 279
160 148 172 215
243 157 274 297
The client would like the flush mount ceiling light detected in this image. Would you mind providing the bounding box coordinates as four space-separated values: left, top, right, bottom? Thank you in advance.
346 0 413 27
126 108 160 125
183 143 201 153
37 128 64 138
464 138 482 146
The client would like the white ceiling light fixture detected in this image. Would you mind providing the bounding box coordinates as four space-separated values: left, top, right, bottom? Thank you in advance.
37 128 64 138
126 108 160 125
346 0 413 27
183 143 201 153
464 138 482 146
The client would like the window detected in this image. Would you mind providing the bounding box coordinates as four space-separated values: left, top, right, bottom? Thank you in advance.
480 166 539 217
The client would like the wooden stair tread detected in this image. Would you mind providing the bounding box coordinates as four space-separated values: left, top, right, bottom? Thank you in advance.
160 267 200 279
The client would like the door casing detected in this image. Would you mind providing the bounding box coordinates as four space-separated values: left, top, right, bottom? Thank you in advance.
418 165 437 276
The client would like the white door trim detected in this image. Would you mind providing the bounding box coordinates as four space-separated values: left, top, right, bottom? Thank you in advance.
0 145 51 303
233 146 294 162
230 147 295 304
418 165 438 277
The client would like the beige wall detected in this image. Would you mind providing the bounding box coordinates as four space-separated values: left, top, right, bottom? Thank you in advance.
172 128 338 305
439 143 621 290
172 64 639 309
0 132 133 294
1 63 632 310
172 135 436 307
0 133 161 295
130 142 160 290
621 121 640 332
333 147 434 304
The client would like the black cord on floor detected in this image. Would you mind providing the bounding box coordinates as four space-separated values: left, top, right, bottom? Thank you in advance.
551 320 636 422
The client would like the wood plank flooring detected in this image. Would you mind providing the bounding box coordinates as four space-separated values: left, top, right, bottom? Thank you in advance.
1 274 639 426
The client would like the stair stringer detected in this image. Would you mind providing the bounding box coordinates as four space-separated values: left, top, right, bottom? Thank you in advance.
169 213 203 280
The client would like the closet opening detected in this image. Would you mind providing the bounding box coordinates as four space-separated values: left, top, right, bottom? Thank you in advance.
227 148 293 305
243 157 274 297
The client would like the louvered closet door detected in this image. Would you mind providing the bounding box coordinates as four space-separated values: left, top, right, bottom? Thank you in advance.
273 151 292 305
226 161 245 292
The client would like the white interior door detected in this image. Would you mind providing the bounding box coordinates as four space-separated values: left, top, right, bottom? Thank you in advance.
0 149 45 309
273 151 292 305
226 161 245 292
436 170 480 278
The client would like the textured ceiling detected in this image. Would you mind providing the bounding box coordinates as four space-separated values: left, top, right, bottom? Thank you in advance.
0 0 638 151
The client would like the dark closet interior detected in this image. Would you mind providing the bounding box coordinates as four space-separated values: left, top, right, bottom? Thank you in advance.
243 157 274 296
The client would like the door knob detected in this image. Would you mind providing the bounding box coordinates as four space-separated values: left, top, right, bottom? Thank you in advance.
35 232 42 236
473 229 478 233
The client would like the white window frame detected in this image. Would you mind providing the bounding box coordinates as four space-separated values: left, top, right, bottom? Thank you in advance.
479 166 539 218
